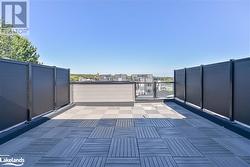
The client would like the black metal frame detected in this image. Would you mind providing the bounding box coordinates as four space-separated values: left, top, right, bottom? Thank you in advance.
134 81 174 99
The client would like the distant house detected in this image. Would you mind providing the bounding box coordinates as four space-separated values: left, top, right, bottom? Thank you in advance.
131 74 153 82
131 74 154 96
99 74 113 81
113 74 128 81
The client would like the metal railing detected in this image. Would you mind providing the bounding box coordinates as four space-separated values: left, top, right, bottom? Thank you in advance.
135 81 174 99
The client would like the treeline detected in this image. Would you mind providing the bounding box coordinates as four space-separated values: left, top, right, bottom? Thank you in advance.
70 74 100 81
70 74 173 82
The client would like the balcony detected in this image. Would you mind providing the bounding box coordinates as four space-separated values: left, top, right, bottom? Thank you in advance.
1 58 250 167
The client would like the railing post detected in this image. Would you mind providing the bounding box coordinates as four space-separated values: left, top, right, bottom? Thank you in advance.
229 59 235 121
184 68 187 103
134 82 137 100
200 65 204 109
174 70 176 98
153 82 157 99
53 66 57 110
68 68 71 104
27 63 32 122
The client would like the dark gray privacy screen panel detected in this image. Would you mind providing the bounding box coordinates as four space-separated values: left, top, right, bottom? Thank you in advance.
56 68 69 108
32 65 54 117
203 62 230 118
186 67 201 107
175 69 185 100
0 61 27 131
234 59 250 126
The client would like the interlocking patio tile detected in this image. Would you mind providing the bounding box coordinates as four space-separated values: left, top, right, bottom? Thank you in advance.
66 127 94 138
80 120 99 127
189 138 233 156
69 157 106 167
164 138 202 157
108 138 139 157
89 127 114 138
136 127 160 138
141 156 177 167
97 119 117 127
209 157 249 167
174 157 216 167
150 119 173 127
213 137 250 156
134 119 153 127
17 138 60 156
105 158 140 167
116 119 134 127
138 139 171 157
42 127 71 138
33 157 72 167
113 127 136 138
239 156 250 165
78 138 111 156
47 138 85 157
157 128 184 138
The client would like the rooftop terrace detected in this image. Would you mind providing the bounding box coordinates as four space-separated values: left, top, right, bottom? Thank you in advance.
1 102 250 167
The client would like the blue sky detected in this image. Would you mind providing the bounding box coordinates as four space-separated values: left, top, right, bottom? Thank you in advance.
29 0 250 76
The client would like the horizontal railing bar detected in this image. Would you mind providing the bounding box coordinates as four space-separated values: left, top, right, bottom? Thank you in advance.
135 81 174 84
71 81 135 84
71 81 174 84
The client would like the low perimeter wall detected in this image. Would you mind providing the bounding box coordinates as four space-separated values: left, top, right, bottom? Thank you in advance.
71 82 135 106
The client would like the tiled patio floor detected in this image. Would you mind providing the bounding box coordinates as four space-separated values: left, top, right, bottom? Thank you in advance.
1 102 250 167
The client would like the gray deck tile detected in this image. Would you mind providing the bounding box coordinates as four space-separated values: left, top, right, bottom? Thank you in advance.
69 157 106 167
20 127 52 138
108 138 139 157
138 139 170 157
135 127 160 138
213 137 250 156
168 120 191 127
105 158 140 167
157 128 184 138
185 118 215 128
33 157 72 167
80 120 99 127
0 137 34 155
150 119 173 127
116 119 134 127
47 138 85 157
97 119 116 127
78 138 111 156
17 138 60 156
141 156 177 167
189 138 233 156
89 127 114 138
209 157 250 167
113 127 136 138
240 156 250 165
174 157 216 167
59 120 82 127
41 127 71 138
164 138 202 157
67 127 94 138
134 119 153 127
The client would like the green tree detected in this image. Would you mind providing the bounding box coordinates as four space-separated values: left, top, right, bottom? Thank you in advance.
0 24 40 63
